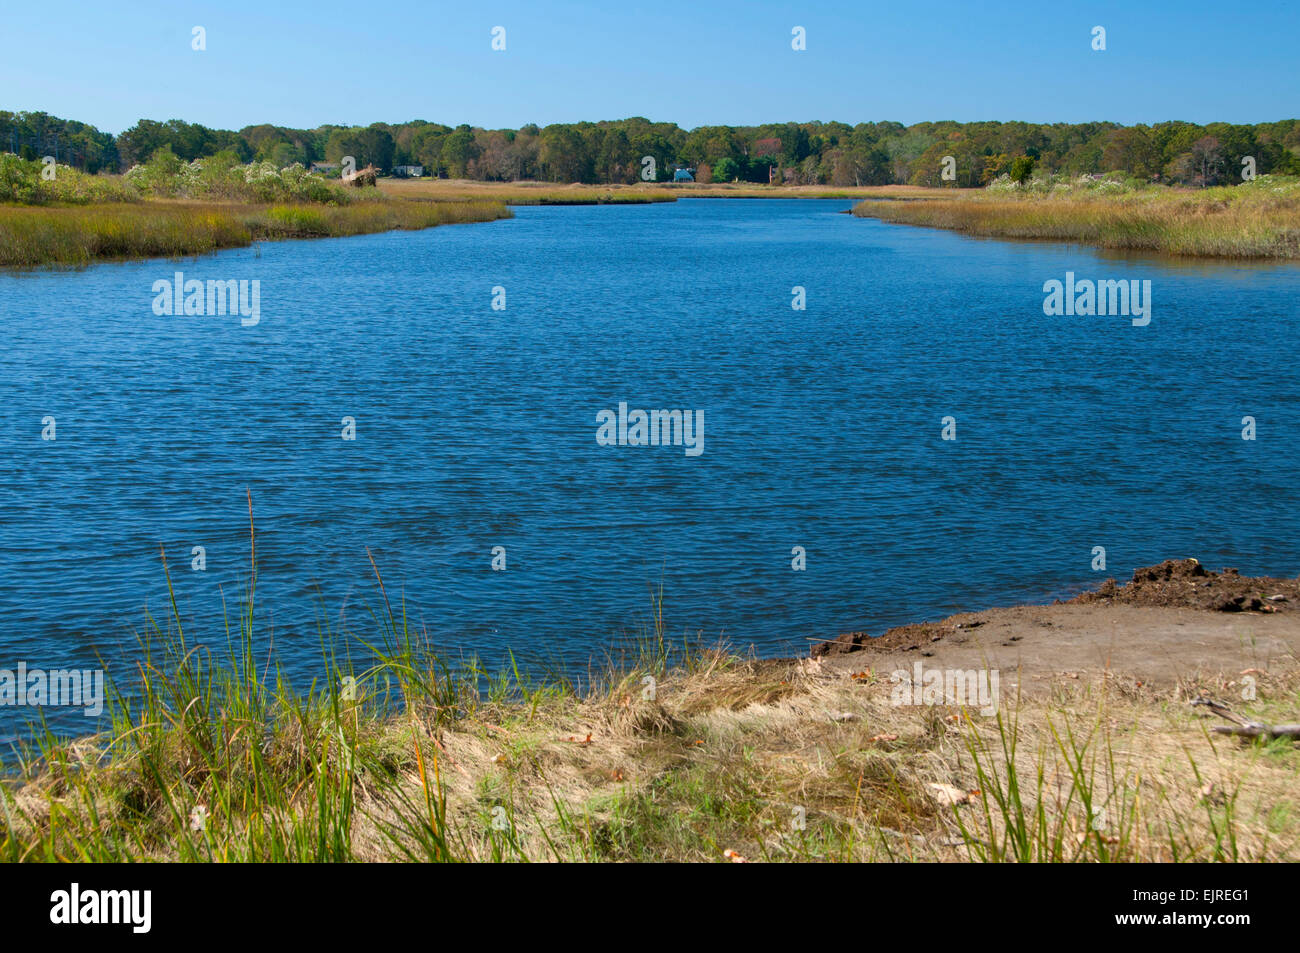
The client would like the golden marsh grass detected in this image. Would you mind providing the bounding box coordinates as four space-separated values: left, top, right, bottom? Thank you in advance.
0 197 511 267
852 178 1300 259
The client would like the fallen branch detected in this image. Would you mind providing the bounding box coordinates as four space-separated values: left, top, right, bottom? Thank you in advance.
1191 697 1300 740
1211 723 1300 739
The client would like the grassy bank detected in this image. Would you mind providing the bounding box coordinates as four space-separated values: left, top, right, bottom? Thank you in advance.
378 178 903 204
0 198 510 267
0 154 512 267
852 175 1300 259
3 527 1296 862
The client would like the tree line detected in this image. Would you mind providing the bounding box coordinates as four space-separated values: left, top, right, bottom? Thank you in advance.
3 110 1298 187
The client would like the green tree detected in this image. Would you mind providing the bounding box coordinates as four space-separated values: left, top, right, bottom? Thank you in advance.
712 156 739 182
1009 154 1036 184
440 126 480 178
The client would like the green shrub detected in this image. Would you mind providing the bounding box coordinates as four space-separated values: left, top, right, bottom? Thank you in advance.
0 154 138 205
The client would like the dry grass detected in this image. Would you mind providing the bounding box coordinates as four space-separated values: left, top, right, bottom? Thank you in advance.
5 642 1296 862
0 197 510 267
4 511 1295 862
378 178 905 204
852 177 1300 259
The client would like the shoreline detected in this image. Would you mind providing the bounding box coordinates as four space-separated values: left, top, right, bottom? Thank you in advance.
0 197 511 269
4 557 1297 861
850 177 1300 260
11 176 1298 268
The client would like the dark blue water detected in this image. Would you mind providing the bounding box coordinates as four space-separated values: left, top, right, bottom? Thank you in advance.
2 198 1298 740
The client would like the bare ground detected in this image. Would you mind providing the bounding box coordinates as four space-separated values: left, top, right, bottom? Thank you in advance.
813 559 1300 694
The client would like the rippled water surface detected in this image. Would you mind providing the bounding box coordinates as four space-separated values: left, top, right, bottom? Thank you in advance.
2 199 1298 737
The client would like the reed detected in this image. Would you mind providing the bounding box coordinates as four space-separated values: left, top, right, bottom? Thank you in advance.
852 175 1300 259
0 198 511 267
3 511 1295 861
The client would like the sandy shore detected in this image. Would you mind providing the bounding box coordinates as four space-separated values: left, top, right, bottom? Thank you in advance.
813 559 1300 696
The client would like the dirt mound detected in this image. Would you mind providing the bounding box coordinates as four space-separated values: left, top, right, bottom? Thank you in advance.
811 630 870 658
817 613 991 657
814 559 1299 658
1071 559 1299 613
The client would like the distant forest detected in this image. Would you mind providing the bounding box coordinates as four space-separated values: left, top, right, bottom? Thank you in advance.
4 110 1299 187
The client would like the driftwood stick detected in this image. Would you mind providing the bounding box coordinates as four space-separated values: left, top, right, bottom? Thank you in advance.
1190 697 1255 726
1211 724 1300 739
1191 697 1300 740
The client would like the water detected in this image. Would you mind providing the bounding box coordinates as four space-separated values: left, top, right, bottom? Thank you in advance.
2 198 1298 740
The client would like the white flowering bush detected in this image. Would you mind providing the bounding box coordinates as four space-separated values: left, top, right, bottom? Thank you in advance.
1246 174 1300 195
126 151 347 203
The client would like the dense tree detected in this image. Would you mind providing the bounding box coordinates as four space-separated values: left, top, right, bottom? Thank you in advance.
439 126 479 178
0 111 117 171
712 157 740 182
1102 127 1161 179
3 109 1296 188
323 125 395 170
1009 154 1036 184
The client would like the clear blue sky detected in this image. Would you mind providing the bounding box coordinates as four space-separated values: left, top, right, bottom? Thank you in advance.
4 0 1297 134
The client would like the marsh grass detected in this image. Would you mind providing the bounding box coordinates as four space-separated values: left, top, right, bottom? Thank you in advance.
2 508 1297 862
0 197 510 267
852 176 1300 259
378 178 908 204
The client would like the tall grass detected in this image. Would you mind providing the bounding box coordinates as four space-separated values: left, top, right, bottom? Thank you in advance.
0 198 510 267
0 499 700 862
2 507 1294 861
0 500 462 861
852 175 1300 258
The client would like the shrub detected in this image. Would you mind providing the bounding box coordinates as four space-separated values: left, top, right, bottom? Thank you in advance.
0 154 140 205
123 153 350 204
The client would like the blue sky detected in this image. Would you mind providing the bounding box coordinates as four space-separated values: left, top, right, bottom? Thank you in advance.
4 0 1297 133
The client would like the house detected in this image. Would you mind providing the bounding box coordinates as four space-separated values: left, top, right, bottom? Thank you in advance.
310 162 339 174
392 165 424 178
672 167 695 182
